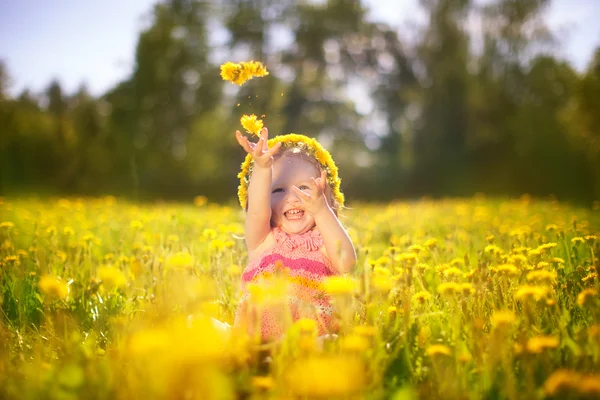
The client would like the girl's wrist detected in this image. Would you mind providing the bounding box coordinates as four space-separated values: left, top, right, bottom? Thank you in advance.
313 203 334 222
252 163 272 172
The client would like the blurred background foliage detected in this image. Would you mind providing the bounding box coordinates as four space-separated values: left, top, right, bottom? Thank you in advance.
0 0 599 203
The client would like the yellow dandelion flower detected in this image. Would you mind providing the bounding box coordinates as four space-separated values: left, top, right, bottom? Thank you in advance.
509 254 528 266
437 282 460 296
395 252 418 263
514 285 548 301
227 264 241 276
539 242 558 251
167 252 193 270
354 325 378 337
97 266 126 290
417 326 431 348
220 60 269 85
202 228 217 240
526 269 557 284
526 335 559 353
444 267 464 278
193 195 208 207
426 344 452 357
449 258 464 267
0 221 15 229
459 283 475 295
414 290 432 303
209 238 225 252
240 114 264 136
543 369 580 396
63 226 74 236
588 324 600 338
512 246 530 254
128 328 170 356
424 238 438 248
580 375 600 396
294 318 318 334
527 248 542 257
571 237 585 245
536 261 550 269
494 263 520 276
252 376 275 391
372 274 393 292
582 272 598 283
130 220 143 230
322 276 357 295
416 263 429 274
38 275 69 300
284 355 366 398
408 244 426 253
585 235 598 244
374 256 391 267
485 244 504 255
545 224 559 231
491 310 516 330
340 334 370 352
577 288 598 307
3 255 19 266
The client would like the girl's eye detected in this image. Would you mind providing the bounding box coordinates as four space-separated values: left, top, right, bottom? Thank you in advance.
298 185 310 190
272 188 283 193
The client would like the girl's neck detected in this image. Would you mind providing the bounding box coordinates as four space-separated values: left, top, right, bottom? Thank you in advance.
275 225 317 236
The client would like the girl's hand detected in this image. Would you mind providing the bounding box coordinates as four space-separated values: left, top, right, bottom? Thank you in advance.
236 127 281 168
292 170 330 216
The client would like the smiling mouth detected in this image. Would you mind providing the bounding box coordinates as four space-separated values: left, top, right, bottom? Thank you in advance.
284 209 304 220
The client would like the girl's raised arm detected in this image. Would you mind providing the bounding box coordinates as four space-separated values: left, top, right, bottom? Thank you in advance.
236 128 281 251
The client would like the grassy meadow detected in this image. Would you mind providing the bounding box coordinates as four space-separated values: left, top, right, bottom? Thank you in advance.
0 195 599 399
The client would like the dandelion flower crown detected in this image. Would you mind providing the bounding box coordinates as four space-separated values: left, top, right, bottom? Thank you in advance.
237 133 345 210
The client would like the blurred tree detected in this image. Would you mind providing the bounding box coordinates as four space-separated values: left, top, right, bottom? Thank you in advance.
0 61 9 102
560 48 600 200
107 0 228 199
410 0 472 196
1 0 598 203
469 3 551 143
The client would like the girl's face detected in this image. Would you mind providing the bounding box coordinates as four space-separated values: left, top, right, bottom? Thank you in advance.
270 155 319 235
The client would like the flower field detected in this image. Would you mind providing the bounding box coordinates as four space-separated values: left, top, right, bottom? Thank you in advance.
1 196 599 399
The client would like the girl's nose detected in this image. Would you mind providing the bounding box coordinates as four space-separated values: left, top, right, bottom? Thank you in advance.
286 189 301 204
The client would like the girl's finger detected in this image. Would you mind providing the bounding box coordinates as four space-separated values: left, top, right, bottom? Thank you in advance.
267 141 282 158
254 137 265 158
319 170 327 190
309 177 320 191
292 186 311 200
261 127 269 152
236 131 254 154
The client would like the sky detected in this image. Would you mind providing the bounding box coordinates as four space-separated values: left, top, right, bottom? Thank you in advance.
0 0 599 97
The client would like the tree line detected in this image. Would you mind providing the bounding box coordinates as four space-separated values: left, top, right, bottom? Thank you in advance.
1 0 599 204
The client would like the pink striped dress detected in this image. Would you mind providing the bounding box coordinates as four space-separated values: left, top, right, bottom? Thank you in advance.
234 226 339 341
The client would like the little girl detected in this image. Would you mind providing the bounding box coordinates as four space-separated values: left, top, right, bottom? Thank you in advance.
233 127 356 342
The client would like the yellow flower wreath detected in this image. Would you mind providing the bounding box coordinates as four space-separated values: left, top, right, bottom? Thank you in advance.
237 133 345 210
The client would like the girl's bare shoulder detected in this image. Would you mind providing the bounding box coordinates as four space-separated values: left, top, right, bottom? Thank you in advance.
247 230 276 262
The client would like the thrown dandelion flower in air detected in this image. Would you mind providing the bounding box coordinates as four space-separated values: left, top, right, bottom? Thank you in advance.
240 114 264 136
220 60 269 85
